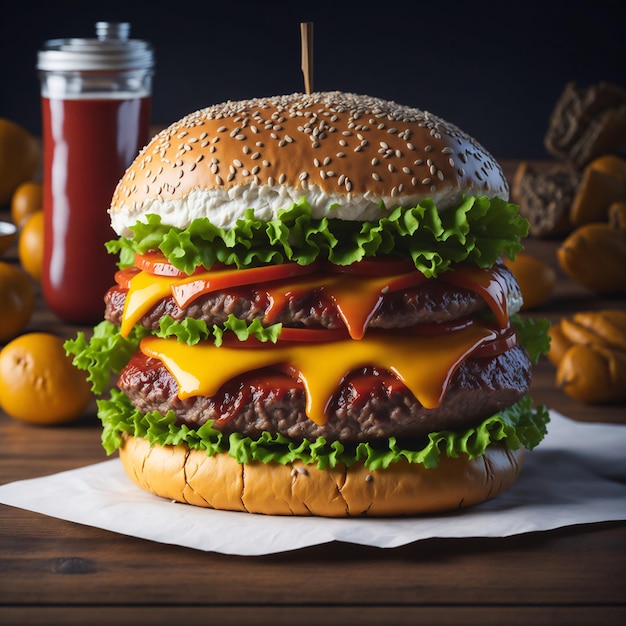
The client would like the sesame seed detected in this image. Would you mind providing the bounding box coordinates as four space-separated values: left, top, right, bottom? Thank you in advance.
372 172 381 181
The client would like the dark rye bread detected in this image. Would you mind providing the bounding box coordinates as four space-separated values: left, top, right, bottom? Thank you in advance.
512 162 580 238
544 82 626 170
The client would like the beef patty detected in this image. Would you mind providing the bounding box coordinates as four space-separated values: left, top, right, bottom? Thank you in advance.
118 346 532 444
104 262 521 331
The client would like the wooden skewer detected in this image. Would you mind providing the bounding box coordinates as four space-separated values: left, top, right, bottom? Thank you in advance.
300 22 314 95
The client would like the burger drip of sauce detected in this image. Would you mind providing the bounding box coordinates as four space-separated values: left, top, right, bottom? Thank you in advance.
189 368 407 428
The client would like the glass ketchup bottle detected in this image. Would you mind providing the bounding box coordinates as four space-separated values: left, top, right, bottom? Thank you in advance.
37 23 154 324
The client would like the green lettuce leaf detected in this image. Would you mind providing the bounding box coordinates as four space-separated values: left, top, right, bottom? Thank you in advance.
64 317 283 393
97 390 549 470
64 321 150 395
106 195 528 277
156 314 282 347
512 314 552 364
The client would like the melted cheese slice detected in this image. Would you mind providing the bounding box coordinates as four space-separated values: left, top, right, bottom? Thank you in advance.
121 271 174 336
140 323 496 425
264 272 427 339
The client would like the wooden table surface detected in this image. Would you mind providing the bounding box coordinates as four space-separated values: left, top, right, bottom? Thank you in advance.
1 160 625 625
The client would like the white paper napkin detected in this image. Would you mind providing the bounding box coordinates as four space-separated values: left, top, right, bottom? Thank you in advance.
1 410 625 556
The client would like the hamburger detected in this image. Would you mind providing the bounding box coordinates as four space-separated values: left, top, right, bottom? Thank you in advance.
66 91 550 517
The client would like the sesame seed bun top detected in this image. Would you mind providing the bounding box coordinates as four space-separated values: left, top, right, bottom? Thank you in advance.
110 91 509 236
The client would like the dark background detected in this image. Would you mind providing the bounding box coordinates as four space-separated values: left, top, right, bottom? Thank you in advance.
1 0 624 159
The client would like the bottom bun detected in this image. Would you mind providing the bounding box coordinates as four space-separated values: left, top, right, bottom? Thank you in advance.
118 435 525 517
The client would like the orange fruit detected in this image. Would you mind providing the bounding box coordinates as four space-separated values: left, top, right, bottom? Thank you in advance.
0 261 35 343
0 118 39 206
11 181 42 227
18 210 44 282
0 332 92 425
504 253 557 311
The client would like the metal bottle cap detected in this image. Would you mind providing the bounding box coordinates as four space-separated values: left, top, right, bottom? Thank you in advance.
37 22 154 71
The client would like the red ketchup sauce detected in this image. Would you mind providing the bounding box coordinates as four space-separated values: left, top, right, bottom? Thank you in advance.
41 96 151 324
